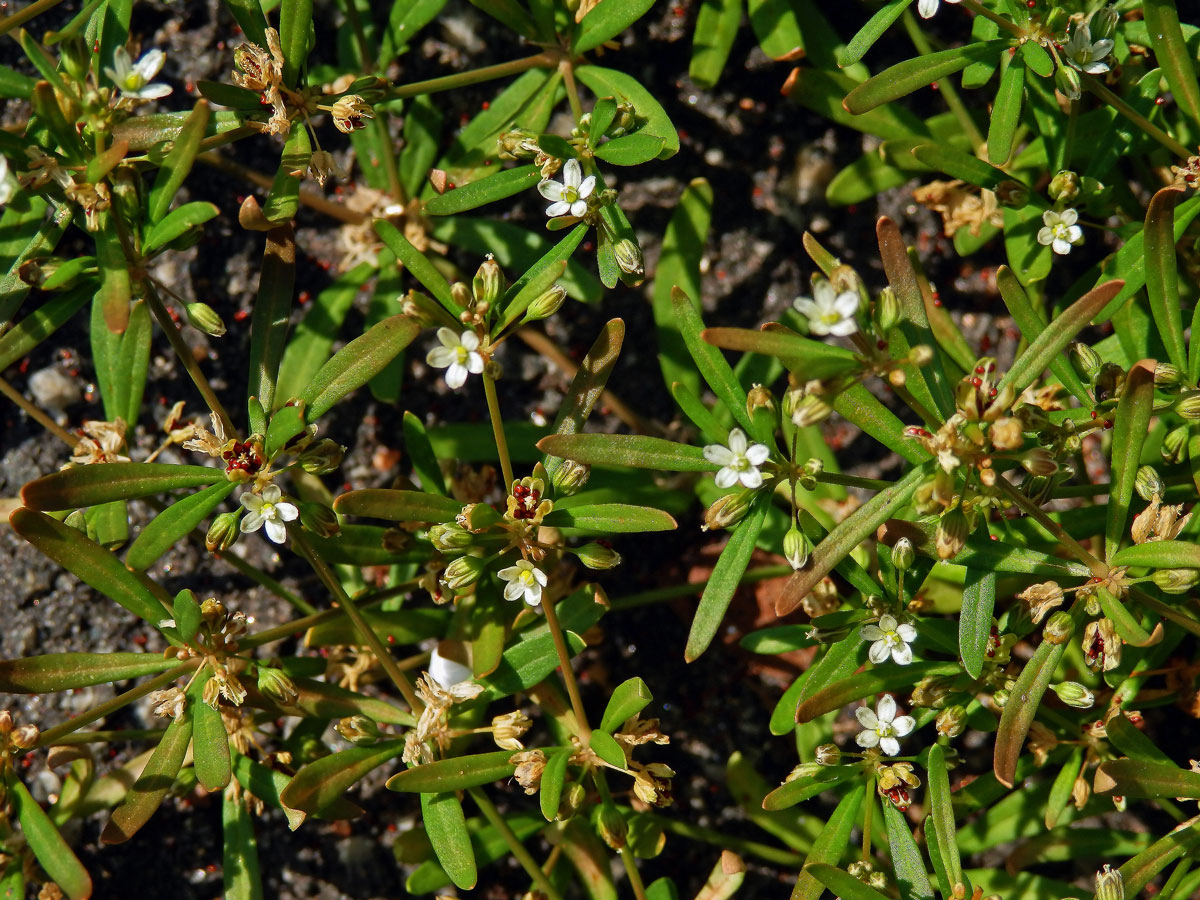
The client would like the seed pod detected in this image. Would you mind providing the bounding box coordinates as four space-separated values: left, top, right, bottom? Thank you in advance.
1174 392 1200 419
1020 448 1058 476
614 238 645 282
550 458 590 496
703 489 754 531
1154 362 1184 392
596 802 628 850
935 508 968 560
1067 341 1101 384
206 510 241 552
473 256 504 308
1089 6 1119 41
1161 424 1188 464
1048 170 1081 203
1152 568 1200 594
1095 865 1124 900
299 502 340 538
1134 465 1164 502
299 439 345 475
575 542 622 570
891 537 915 572
335 715 381 745
815 744 840 766
185 302 226 337
1055 64 1081 101
442 555 486 591
525 284 566 321
783 525 810 570
1043 610 1074 645
1051 681 1095 709
257 666 299 705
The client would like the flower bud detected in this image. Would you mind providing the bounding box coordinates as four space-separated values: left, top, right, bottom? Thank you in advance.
847 861 875 880
936 705 967 738
935 508 968 560
614 238 645 281
1067 341 1101 384
441 555 486 592
890 536 915 572
559 781 586 819
1162 424 1189 464
497 129 540 159
790 393 832 428
1152 567 1200 593
1094 363 1125 404
525 283 567 321
206 510 241 552
867 872 889 891
450 281 472 310
1135 466 1164 502
429 523 473 552
299 439 345 474
596 802 628 850
993 180 1029 208
550 458 590 496
703 489 754 531
1155 362 1184 392
815 744 840 766
257 666 299 705
473 256 504 308
1095 865 1124 900
875 286 900 332
1176 392 1200 419
908 344 934 366
10 723 39 749
1048 170 1081 204
0 710 12 734
575 542 622 570
993 689 1009 709
336 715 382 745
1089 6 1119 41
1055 64 1081 101
1043 610 1075 644
1052 681 1095 708
912 674 957 708
782 525 810 570
1020 447 1059 477
299 502 340 538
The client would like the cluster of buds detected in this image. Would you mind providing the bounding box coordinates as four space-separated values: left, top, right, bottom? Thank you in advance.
0 710 40 767
233 28 290 136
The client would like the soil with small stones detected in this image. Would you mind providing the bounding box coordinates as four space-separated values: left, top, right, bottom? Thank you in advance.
0 1 1148 898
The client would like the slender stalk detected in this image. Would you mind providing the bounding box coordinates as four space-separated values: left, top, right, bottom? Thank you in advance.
44 729 166 745
1061 98 1079 172
650 816 807 867
620 847 649 900
892 381 943 431
468 787 564 900
1129 588 1200 639
1083 74 1191 159
387 52 556 101
541 594 591 740
560 58 584 124
0 0 67 37
142 283 235 437
994 477 1107 576
240 587 401 648
341 0 374 71
36 663 196 747
0 375 78 447
861 772 874 859
213 547 316 615
290 529 423 713
483 370 515 490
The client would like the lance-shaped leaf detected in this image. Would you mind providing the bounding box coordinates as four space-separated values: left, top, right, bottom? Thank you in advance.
573 0 654 53
143 201 220 255
1106 715 1174 766
421 791 476 890
101 708 193 843
995 267 1090 404
833 384 931 465
125 481 237 571
387 750 518 793
278 0 312 88
542 503 677 534
248 226 296 426
994 626 1070 788
777 462 931 616
652 179 710 400
12 778 92 900
589 730 627 769
701 326 859 379
0 282 91 373
689 0 740 88
94 214 131 334
279 740 407 814
844 41 1008 114
593 133 665 166
190 678 231 792
927 744 964 889
0 653 180 693
1118 815 1200 897
599 677 652 733
911 144 1022 193
148 101 210 223
403 412 448 496
22 463 226 511
1143 0 1200 134
10 508 171 626
333 489 461 523
883 801 936 900
762 765 860 810
685 492 770 662
375 219 461 316
223 782 263 900
954 537 1092 577
425 165 542 216
959 567 996 679
796 661 960 723
1106 359 1156 561
232 755 361 830
838 0 911 68
540 749 570 821
671 286 753 432
987 50 1024 165
1145 187 1187 371
791 783 865 900
1046 747 1084 829
1095 759 1200 800
576 66 679 159
300 315 419 421
1111 539 1200 569
538 433 715 472
304 607 446 648
281 678 414 726
997 279 1124 394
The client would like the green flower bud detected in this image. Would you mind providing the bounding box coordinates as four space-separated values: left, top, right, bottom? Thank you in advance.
298 438 345 475
1175 392 1200 419
867 872 889 891
993 689 1009 709
994 180 1030 208
596 802 628 850
1067 341 1102 384
429 523 473 552
1134 465 1164 502
1094 362 1125 404
442 555 486 592
1152 567 1200 594
575 542 622 570
614 238 645 282
1048 170 1081 204
550 458 591 496
59 35 92 80
847 861 875 880
1155 362 1184 392
936 507 969 560
185 302 226 337
891 537 915 572
402 289 453 328
335 715 382 745
450 281 472 311
790 393 833 429
257 666 299 705
473 256 504 309
1043 610 1075 644
559 781 586 820
783 525 811 571
912 674 957 709
1051 681 1095 709
876 286 901 332
525 283 567 321
1095 865 1124 900
1089 6 1119 42
299 501 340 538
703 489 755 531
936 704 967 738
815 744 840 766
1055 64 1081 101
206 510 241 552
1162 424 1189 464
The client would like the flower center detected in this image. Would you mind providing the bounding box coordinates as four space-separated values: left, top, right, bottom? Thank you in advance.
261 501 279 519
454 346 471 365
730 453 751 471
562 186 580 203
519 569 537 587
819 310 842 325
877 723 895 738
1052 223 1071 240
883 630 901 646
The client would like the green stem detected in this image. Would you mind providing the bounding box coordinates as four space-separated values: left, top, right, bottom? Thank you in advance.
290 528 423 713
0 0 66 37
35 663 196 747
44 729 167 745
542 594 592 740
387 52 556 101
901 9 986 151
1061 97 1079 171
861 771 874 860
620 847 649 900
650 816 807 867
240 584 412 649
1083 74 1191 159
483 370 515 490
1129 588 1200 639
468 787 564 900
142 283 235 438
342 0 374 71
213 546 316 615
994 477 1107 576
815 472 894 492
560 57 584 124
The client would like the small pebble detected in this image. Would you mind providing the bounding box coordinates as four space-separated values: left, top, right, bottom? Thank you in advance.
28 367 80 421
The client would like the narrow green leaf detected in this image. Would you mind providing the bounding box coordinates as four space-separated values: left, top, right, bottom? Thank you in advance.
883 801 935 900
589 730 627 769
280 741 406 814
1119 815 1200 897
403 412 448 495
101 709 193 843
300 315 419 421
806 864 891 900
762 766 860 809
844 41 1008 114
191 679 231 791
223 782 264 900
0 653 180 693
143 201 219 254
333 488 461 523
248 226 296 419
540 749 570 821
0 282 90 372
702 326 860 379
995 267 1090 404
838 0 911 68
94 214 132 334
386 750 517 793
600 677 652 733
12 779 92 900
573 0 654 53
125 481 237 571
959 567 995 679
1106 361 1155 560
791 784 865 900
374 219 460 315
1145 187 1188 371
994 626 1070 788
690 0 741 88
425 165 541 216
1144 0 1200 133
22 463 225 511
537 433 714 472
987 52 1024 165
832 384 931 465
593 133 665 166
278 0 313 87
652 179 711 400
148 101 210 223
173 589 202 644
1095 759 1200 800
303 607 445 648
421 791 476 890
542 503 677 534
261 126 311 223
1045 747 1083 829
927 744 964 888
672 286 753 432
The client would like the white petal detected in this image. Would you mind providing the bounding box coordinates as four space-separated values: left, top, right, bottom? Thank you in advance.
467 351 485 374
133 83 172 100
855 707 879 729
828 319 859 337
739 468 763 489
813 280 835 305
533 567 548 586
241 494 264 513
240 511 265 533
1041 210 1059 226
704 445 735 465
546 200 571 217
880 736 901 756
563 158 582 187
1083 61 1111 75
1037 226 1054 247
897 623 917 642
134 49 166 80
538 180 565 201
504 580 524 602
522 583 542 606
745 444 770 465
876 693 897 723
878 614 897 632
869 641 891 664
111 46 132 75
891 715 916 736
832 292 859 317
1052 238 1072 255
445 363 469 388
806 318 832 336
856 730 880 749
261 483 282 503
427 346 456 368
276 502 299 522
861 624 885 641
578 175 596 198
498 565 520 582
569 199 588 218
1058 208 1078 226
430 649 473 689
436 326 460 348
264 519 287 543
727 429 748 454
714 468 739 489
891 643 913 665
918 0 938 17
1065 225 1083 243
793 298 816 317
459 330 480 351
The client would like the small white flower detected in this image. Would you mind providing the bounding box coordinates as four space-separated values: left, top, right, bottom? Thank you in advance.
1037 208 1083 256
426 327 484 389
703 428 770 489
855 694 916 757
793 280 860 337
917 0 960 18
498 559 548 607
0 156 14 207
239 483 298 544
104 47 172 100
861 614 918 666
1064 22 1113 75
538 158 596 219
429 645 475 691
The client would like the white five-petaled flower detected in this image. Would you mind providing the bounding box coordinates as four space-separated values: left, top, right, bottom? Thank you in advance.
1037 208 1083 256
0 156 13 208
861 614 918 666
426 327 484 389
498 559 548 607
917 0 960 19
239 483 298 544
855 694 916 757
538 159 596 219
703 428 770 489
1063 22 1113 75
104 47 172 100
793 280 860 337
